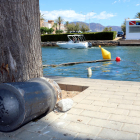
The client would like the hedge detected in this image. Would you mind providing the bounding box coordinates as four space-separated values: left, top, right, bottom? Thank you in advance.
41 32 117 42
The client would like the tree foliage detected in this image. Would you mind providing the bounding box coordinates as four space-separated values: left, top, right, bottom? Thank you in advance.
74 23 80 32
66 23 89 33
40 27 54 34
55 16 64 30
135 12 140 19
103 27 112 32
55 30 63 34
108 27 112 31
80 23 89 32
66 23 75 33
65 21 69 27
47 28 54 34
40 27 48 34
121 20 126 33
52 23 58 31
103 27 109 32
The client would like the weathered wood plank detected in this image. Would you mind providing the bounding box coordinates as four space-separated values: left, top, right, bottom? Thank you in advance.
43 59 115 67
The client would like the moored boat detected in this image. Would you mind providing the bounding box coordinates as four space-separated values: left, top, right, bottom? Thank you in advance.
56 35 91 49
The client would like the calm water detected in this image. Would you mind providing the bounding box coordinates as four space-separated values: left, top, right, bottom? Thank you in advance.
42 46 140 82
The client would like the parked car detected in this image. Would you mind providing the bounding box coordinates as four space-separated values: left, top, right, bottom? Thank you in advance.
117 31 124 37
70 31 82 33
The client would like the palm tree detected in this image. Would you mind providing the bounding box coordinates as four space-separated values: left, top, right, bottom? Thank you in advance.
65 21 69 27
65 21 69 32
103 27 109 32
121 20 126 33
135 12 140 19
108 27 112 31
52 23 58 31
55 16 64 30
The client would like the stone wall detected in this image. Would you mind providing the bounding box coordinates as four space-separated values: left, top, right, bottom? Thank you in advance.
41 41 119 47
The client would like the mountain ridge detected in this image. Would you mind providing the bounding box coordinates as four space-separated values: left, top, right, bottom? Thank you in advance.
71 21 121 32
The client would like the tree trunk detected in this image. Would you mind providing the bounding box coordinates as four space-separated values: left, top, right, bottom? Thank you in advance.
59 23 60 30
0 0 43 83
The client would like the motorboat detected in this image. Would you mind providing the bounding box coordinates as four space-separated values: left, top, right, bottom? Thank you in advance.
56 35 92 49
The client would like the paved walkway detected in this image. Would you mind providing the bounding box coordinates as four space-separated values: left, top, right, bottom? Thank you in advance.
1 76 140 140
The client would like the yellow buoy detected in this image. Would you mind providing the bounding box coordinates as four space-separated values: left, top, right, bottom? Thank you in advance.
99 45 111 59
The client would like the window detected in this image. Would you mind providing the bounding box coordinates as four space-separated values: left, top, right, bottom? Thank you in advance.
129 26 140 33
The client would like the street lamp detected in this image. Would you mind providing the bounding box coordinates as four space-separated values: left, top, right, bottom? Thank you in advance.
81 12 86 23
89 10 94 32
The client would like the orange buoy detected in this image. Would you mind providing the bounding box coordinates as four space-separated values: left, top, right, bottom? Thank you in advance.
116 57 121 61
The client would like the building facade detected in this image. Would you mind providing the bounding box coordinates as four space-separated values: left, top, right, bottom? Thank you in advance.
126 19 140 40
40 19 66 34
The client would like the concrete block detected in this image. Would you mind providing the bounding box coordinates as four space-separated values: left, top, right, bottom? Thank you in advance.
122 123 140 134
109 114 136 124
127 89 140 93
90 90 115 95
88 118 123 130
118 104 140 111
23 123 48 133
133 100 140 106
113 130 137 140
35 111 63 125
129 110 140 118
72 95 86 102
59 113 91 124
92 101 118 108
98 128 117 139
114 91 137 97
74 104 101 111
65 122 102 136
15 130 40 140
108 98 133 105
79 99 93 105
85 96 109 102
80 110 110 120
100 106 129 116
41 126 77 140
49 119 70 129
98 128 137 140
100 94 123 99
74 133 101 140
123 96 140 101
67 108 84 115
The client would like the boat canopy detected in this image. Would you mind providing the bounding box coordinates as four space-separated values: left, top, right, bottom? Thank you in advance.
67 35 86 42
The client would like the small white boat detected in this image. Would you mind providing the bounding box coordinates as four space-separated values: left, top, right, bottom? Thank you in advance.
56 35 91 49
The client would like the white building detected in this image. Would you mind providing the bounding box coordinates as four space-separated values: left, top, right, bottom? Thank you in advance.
44 22 52 29
126 19 140 40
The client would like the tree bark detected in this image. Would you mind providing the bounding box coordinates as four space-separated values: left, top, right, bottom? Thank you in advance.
0 0 43 83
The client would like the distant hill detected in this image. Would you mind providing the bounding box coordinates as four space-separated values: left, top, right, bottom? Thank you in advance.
71 21 121 32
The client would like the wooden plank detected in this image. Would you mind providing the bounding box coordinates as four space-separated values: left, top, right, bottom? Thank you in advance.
43 59 115 67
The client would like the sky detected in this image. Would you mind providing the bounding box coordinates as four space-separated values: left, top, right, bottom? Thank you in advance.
39 0 140 26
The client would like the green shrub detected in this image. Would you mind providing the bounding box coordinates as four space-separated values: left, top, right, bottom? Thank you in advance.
55 30 63 34
40 27 48 34
41 31 117 42
40 27 54 34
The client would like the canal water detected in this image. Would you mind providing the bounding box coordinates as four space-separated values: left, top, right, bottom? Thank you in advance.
42 46 140 82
